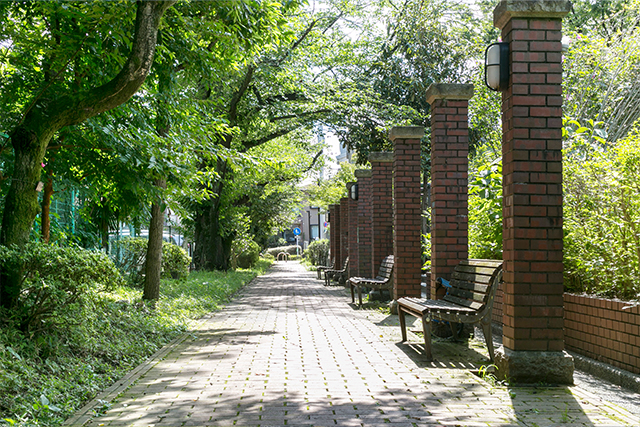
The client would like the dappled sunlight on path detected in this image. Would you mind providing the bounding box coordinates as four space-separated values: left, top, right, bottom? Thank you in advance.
66 261 640 426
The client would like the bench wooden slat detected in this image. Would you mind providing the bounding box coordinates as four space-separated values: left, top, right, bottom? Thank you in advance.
446 287 488 303
448 280 490 294
397 259 503 363
349 255 394 307
442 294 484 310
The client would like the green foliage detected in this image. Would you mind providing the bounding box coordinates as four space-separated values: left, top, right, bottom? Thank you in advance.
306 163 358 210
468 157 503 260
564 123 640 300
231 238 260 269
0 263 269 427
162 243 191 280
111 237 191 285
265 236 287 248
304 239 329 266
0 243 123 333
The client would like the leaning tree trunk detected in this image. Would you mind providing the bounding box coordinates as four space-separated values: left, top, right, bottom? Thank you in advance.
0 1 173 310
143 179 167 301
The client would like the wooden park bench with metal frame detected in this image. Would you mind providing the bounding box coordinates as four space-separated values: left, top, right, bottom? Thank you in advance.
324 257 349 286
397 259 503 362
316 257 335 280
349 255 394 307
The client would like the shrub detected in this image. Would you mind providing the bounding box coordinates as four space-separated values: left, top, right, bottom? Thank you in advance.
265 235 287 248
231 239 260 269
564 126 640 300
0 243 123 332
468 158 503 260
162 243 191 279
305 239 329 266
111 237 191 285
265 245 301 257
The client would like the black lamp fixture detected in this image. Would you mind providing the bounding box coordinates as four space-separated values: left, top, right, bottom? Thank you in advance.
349 183 359 201
484 42 509 91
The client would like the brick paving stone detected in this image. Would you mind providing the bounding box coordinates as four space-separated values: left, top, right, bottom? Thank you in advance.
65 261 640 427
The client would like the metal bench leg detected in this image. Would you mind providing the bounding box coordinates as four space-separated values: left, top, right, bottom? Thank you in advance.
422 316 433 361
398 308 408 342
350 282 355 303
481 318 495 362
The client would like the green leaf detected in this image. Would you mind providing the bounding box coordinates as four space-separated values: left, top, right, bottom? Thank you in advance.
6 347 21 360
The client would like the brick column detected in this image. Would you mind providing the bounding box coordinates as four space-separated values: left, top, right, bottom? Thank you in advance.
426 84 473 299
347 183 359 279
329 204 340 268
369 152 394 277
494 0 573 384
391 127 424 300
355 170 373 277
339 197 349 272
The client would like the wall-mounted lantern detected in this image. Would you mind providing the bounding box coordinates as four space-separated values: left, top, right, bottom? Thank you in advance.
484 42 509 91
349 183 359 201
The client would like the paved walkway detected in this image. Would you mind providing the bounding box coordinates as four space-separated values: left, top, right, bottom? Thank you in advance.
66 262 640 426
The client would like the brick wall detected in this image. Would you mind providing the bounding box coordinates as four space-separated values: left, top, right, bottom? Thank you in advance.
492 290 640 375
369 152 394 277
564 294 640 375
391 127 424 299
355 170 373 277
498 12 566 352
339 197 349 271
426 84 472 299
330 204 341 269
347 184 359 279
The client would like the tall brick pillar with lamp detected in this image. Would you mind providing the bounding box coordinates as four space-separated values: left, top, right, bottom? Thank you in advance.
493 0 574 384
355 170 373 277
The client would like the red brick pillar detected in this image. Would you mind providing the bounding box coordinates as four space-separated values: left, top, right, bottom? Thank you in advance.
355 170 373 277
494 0 573 384
339 197 349 271
347 183 359 279
369 152 394 277
329 204 340 268
426 84 473 299
391 127 424 300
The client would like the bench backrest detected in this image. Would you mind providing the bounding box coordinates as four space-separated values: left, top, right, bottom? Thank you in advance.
340 257 349 272
375 255 394 281
443 259 503 313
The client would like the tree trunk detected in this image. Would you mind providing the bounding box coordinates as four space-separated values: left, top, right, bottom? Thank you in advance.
41 173 54 243
193 159 234 271
143 179 167 301
0 1 173 310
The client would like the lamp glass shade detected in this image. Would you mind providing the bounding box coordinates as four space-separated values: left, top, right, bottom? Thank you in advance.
484 42 509 91
349 184 358 200
486 44 501 90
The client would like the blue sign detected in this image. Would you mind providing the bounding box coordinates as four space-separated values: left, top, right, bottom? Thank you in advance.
293 227 301 236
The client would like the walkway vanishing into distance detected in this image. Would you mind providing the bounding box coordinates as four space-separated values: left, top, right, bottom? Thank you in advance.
65 261 640 426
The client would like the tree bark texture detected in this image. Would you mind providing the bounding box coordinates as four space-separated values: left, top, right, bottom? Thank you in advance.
143 179 167 301
193 159 233 271
41 174 54 243
0 1 174 309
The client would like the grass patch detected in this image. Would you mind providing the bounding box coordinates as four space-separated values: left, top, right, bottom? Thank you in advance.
0 259 272 427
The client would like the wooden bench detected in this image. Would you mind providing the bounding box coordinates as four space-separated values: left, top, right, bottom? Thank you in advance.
324 257 349 286
397 259 503 362
316 257 335 280
349 255 394 307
